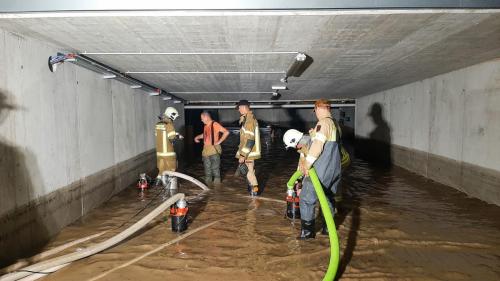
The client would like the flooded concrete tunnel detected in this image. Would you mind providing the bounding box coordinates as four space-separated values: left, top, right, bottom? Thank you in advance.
1 1 500 280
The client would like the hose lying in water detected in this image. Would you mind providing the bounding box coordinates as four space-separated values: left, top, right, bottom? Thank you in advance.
0 231 107 275
17 264 69 281
287 168 340 281
0 193 184 281
2 171 209 281
87 220 220 281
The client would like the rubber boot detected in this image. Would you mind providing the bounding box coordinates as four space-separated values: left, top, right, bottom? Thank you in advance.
213 177 221 186
298 219 315 240
250 185 259 197
204 176 213 187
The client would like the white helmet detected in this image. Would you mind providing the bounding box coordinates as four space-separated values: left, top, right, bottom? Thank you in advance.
164 107 179 121
283 129 304 149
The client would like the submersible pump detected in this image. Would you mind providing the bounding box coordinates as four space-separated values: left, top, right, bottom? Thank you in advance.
170 199 188 232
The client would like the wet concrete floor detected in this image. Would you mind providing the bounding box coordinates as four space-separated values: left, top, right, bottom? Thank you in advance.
13 135 500 280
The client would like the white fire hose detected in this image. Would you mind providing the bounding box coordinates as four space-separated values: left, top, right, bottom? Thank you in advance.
1 171 208 281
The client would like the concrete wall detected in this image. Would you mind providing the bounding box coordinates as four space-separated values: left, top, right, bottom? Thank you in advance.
356 58 500 205
0 28 161 265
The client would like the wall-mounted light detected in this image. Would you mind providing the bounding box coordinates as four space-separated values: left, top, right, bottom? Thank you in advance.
130 85 142 89
162 96 172 101
173 100 182 104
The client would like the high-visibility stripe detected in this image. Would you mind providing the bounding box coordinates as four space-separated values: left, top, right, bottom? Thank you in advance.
162 131 168 153
249 152 261 157
300 153 305 157
242 127 255 136
241 147 251 154
157 152 176 157
167 131 176 137
306 155 317 164
313 132 327 143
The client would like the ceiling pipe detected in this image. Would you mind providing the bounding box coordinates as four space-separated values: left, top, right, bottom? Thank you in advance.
74 54 182 101
125 71 285 74
170 91 274 94
83 51 299 55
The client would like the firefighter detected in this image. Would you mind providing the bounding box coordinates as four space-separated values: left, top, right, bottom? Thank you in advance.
155 107 183 189
194 111 230 186
235 100 261 196
284 99 341 239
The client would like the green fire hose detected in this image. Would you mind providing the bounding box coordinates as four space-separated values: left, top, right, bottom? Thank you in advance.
287 168 340 281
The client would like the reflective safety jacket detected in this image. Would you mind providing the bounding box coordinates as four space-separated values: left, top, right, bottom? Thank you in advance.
298 118 350 171
303 112 341 192
155 119 177 159
236 111 261 160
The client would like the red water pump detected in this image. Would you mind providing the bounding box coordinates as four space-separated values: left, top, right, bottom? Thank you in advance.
170 199 189 232
286 180 301 219
136 173 150 190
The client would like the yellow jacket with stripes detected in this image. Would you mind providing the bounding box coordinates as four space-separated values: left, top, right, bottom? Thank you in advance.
236 111 261 160
155 119 177 159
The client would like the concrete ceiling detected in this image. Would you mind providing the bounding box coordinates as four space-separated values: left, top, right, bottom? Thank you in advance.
1 10 500 102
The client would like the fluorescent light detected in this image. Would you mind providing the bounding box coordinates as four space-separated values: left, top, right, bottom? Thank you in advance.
173 100 182 104
162 96 172 100
130 85 142 89
102 74 116 79
272 84 287 90
148 89 161 96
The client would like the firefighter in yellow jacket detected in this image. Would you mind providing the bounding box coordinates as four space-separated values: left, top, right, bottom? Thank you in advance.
283 99 342 239
155 107 183 188
235 100 261 196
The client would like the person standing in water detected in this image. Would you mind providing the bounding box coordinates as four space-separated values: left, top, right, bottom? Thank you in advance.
194 111 229 186
155 107 183 189
235 100 262 196
291 99 341 239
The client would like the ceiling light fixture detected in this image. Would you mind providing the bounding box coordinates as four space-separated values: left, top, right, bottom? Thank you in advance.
149 89 161 96
271 84 288 90
286 53 313 78
102 74 116 79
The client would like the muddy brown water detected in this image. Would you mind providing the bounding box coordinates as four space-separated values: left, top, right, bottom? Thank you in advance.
11 135 500 280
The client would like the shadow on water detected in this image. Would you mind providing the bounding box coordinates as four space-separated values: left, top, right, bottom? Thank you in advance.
334 164 363 280
0 90 54 268
356 102 392 168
